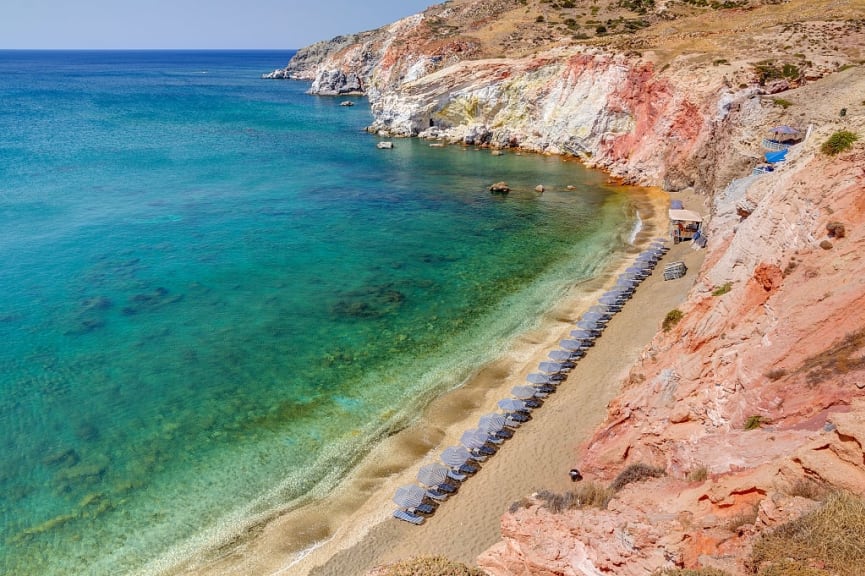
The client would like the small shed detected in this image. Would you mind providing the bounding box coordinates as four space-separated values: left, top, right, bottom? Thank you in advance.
669 209 703 243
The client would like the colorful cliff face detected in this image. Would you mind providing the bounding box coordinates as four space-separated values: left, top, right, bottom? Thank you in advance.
278 1 865 573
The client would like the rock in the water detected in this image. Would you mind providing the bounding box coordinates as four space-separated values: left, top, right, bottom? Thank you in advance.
489 181 510 194
535 184 545 193
377 141 394 149
340 100 355 107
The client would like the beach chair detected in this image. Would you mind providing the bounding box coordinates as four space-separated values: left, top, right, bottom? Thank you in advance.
447 469 468 482
393 509 425 525
425 488 449 501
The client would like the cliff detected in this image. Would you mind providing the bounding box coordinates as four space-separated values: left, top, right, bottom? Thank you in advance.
274 0 865 574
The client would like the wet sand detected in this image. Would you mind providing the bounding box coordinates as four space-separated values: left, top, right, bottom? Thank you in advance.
170 187 706 576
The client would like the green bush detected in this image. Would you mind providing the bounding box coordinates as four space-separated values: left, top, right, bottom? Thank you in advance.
663 309 684 332
712 282 732 296
744 415 764 430
772 97 793 109
821 130 858 155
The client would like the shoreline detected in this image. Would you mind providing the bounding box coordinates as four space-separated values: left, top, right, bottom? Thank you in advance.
168 185 705 576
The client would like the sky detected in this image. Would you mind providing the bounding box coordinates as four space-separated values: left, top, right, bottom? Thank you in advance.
0 0 436 49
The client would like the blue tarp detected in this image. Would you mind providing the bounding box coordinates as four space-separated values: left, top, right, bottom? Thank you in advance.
670 199 684 209
764 149 788 163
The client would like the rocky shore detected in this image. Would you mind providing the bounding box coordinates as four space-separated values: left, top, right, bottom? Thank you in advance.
255 1 865 574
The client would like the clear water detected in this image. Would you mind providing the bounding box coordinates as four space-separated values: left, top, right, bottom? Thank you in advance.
0 50 636 575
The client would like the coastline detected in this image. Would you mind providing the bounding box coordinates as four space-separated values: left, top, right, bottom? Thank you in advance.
166 184 706 576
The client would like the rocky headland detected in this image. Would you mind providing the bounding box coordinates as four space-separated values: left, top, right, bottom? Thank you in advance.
266 0 865 574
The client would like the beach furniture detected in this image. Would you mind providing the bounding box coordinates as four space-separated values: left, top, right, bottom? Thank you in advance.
478 413 515 440
425 488 449 501
461 429 498 457
417 463 459 494
441 446 481 474
393 484 439 513
561 338 589 351
538 360 572 373
663 261 687 281
513 385 547 400
393 509 425 525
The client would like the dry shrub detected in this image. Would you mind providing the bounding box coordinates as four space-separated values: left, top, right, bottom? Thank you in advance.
787 478 828 500
765 367 787 381
687 465 709 482
826 221 846 238
610 463 665 492
724 505 759 532
749 492 865 576
376 556 486 576
536 482 614 512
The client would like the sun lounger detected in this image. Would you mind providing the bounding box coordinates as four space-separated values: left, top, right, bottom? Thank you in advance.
394 509 425 525
433 482 458 494
411 502 437 515
425 488 449 501
447 469 467 482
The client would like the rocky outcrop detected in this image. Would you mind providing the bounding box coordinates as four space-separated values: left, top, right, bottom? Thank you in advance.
273 2 865 574
476 67 865 575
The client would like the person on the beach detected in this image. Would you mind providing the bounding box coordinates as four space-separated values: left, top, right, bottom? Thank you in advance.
569 468 583 482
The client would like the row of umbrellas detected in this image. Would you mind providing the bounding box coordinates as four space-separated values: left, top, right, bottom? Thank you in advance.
392 239 670 523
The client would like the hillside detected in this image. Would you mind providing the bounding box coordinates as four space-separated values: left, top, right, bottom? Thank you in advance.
260 1 865 574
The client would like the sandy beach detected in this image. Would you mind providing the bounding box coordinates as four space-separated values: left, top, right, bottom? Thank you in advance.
173 186 706 576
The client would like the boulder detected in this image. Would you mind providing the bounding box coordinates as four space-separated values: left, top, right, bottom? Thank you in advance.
489 181 510 195
377 141 394 149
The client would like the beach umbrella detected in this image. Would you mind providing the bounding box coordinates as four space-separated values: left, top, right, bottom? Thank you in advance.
538 361 568 373
626 265 649 275
478 413 507 433
588 305 614 318
599 293 625 305
548 349 575 362
393 484 426 509
569 329 595 340
440 446 473 468
526 373 554 385
498 398 528 412
460 428 490 450
575 319 603 332
581 311 607 323
560 338 586 351
417 463 449 487
512 385 542 400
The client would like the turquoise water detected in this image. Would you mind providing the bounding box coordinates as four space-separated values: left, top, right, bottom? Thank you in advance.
0 51 636 575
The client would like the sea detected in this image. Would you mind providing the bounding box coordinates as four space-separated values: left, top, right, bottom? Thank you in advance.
0 50 639 575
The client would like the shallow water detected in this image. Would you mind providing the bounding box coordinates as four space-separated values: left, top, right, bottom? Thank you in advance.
0 50 637 575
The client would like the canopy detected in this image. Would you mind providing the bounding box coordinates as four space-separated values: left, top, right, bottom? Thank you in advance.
669 209 703 223
771 125 799 135
538 361 567 373
548 350 573 361
498 398 528 412
441 446 472 467
478 413 507 433
417 463 449 487
560 338 586 351
393 484 426 508
512 385 540 399
526 372 553 385
460 429 489 450
765 149 788 163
